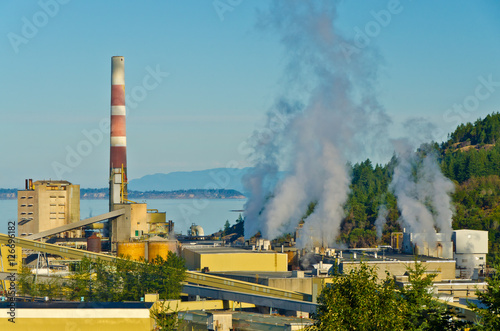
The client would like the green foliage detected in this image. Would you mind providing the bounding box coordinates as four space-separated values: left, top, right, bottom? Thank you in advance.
310 263 406 330
150 301 182 331
223 220 231 235
310 261 471 331
17 266 65 300
68 257 94 301
340 159 400 247
67 253 186 302
469 266 500 330
443 113 500 148
220 215 246 242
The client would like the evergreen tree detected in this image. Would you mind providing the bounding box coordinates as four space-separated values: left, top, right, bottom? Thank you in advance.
469 265 500 330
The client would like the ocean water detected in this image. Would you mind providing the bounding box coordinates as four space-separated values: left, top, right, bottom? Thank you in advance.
0 198 246 236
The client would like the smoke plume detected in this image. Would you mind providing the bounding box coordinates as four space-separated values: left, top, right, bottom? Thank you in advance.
243 0 391 247
389 127 455 249
375 205 388 239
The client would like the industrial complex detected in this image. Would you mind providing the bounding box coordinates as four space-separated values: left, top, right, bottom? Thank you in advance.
0 57 492 330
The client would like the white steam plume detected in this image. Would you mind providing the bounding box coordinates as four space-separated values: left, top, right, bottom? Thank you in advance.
375 205 389 239
243 0 391 248
390 127 455 249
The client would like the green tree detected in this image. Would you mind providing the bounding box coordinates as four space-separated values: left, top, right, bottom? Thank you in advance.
223 220 231 235
66 253 186 302
150 300 182 331
17 266 36 298
310 261 470 330
68 257 94 301
309 263 406 330
469 266 500 330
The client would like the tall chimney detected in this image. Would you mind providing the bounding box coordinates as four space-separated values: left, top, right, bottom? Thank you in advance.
109 56 127 210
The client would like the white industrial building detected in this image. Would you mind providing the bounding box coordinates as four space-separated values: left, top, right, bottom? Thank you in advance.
452 229 488 274
402 229 488 278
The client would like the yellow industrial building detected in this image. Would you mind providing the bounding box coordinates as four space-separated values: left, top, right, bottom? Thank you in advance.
182 247 288 272
0 302 154 331
110 203 150 243
341 257 457 281
17 180 80 237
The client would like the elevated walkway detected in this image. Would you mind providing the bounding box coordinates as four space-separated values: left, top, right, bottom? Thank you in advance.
25 209 125 240
183 284 317 313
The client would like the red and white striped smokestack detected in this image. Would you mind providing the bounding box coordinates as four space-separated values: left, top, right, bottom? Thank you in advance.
110 56 127 209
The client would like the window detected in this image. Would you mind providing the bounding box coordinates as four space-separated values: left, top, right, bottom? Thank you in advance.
479 257 484 260
462 259 468 262
28 204 33 207
21 204 26 207
21 196 26 199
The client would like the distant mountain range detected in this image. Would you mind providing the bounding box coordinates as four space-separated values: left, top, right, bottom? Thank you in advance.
128 167 252 193
0 167 287 199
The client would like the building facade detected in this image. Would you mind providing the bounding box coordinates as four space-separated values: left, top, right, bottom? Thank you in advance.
452 229 488 273
18 180 80 237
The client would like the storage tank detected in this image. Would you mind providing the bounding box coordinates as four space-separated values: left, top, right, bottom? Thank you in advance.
117 242 146 261
148 236 178 262
87 234 101 253
189 224 204 236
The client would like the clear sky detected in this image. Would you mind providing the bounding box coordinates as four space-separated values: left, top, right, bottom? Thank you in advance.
1 0 499 188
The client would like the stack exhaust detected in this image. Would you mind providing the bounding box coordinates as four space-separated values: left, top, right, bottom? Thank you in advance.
109 56 127 210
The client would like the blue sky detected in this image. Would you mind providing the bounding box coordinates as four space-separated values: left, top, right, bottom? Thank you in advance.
1 0 499 188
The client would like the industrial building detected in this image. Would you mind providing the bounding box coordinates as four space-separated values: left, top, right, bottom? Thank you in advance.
402 232 453 259
0 301 154 331
402 229 489 278
182 246 288 272
452 229 488 276
338 250 456 281
17 180 80 237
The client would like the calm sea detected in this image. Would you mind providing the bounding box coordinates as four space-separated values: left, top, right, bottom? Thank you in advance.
0 199 247 236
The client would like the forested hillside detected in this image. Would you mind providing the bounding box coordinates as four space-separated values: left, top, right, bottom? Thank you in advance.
337 112 500 265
